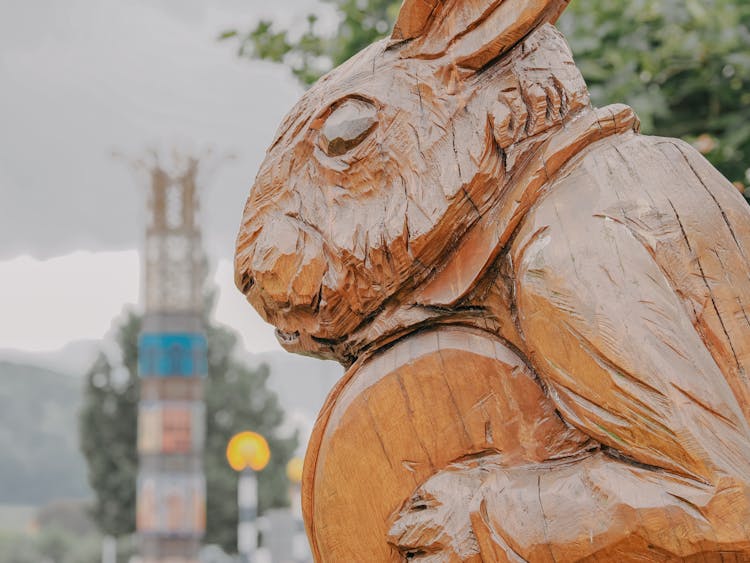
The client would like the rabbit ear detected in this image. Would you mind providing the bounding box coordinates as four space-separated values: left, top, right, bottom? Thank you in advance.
392 0 570 70
391 0 441 42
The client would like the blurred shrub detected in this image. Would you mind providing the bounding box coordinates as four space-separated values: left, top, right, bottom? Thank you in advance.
0 528 100 563
37 499 97 537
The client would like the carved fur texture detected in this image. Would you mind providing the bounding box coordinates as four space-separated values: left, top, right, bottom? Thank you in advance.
235 0 750 560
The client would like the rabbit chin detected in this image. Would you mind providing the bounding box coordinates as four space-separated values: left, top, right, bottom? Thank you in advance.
235 237 416 364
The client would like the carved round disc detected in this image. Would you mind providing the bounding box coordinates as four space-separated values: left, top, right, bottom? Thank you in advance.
301 325 586 561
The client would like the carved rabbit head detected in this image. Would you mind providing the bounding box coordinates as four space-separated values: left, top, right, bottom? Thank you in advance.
235 0 587 361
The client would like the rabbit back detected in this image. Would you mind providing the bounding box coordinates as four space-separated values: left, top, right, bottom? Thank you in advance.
510 131 750 482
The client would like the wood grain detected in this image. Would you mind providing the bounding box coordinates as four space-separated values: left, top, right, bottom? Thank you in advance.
304 326 594 561
235 0 750 560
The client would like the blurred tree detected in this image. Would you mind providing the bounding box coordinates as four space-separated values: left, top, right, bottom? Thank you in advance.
559 0 750 191
79 306 297 554
79 313 140 539
203 320 297 551
222 0 750 188
0 529 101 563
220 0 400 85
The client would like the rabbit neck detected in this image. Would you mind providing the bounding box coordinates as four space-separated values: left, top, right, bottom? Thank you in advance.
330 104 641 366
418 104 640 308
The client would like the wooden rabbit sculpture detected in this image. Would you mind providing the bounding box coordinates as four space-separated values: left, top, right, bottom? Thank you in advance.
235 0 750 560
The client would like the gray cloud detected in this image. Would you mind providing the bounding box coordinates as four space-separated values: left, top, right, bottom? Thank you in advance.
0 0 319 261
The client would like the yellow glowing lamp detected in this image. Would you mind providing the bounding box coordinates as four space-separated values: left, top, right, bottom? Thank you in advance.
226 431 271 472
286 457 304 484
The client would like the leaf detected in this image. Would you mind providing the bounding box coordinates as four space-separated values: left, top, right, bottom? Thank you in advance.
218 29 238 40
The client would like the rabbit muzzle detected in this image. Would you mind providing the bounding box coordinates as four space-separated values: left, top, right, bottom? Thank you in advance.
235 208 331 349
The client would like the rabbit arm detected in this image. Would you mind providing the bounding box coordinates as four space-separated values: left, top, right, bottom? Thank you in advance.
472 452 750 561
509 140 750 484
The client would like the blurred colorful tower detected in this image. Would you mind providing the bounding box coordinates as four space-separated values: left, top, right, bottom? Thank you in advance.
136 157 207 563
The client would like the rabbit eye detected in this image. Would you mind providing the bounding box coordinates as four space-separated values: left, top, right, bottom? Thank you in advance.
319 98 377 157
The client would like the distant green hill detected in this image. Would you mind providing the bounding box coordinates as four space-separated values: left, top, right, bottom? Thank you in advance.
0 347 344 505
0 362 91 504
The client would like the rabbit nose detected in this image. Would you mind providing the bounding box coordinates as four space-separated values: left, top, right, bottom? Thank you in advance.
237 212 327 309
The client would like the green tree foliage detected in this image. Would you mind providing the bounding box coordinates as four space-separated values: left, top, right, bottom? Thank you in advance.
222 0 750 187
0 529 102 563
560 0 750 189
221 0 399 85
203 322 297 551
79 313 140 538
79 309 297 553
0 502 103 563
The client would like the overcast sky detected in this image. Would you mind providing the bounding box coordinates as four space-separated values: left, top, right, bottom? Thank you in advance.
0 0 327 352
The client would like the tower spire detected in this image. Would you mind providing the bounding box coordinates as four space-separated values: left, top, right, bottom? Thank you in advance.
136 153 207 563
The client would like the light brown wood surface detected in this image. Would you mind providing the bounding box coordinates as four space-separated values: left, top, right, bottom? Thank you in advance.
305 326 595 561
235 0 750 560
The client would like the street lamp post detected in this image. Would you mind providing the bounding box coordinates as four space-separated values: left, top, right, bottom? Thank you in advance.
238 468 258 560
286 458 310 562
226 431 271 563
